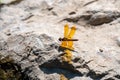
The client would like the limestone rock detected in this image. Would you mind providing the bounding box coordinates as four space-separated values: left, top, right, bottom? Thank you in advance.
88 11 120 26
62 11 120 26
0 0 21 4
116 37 120 47
0 33 59 80
0 0 120 80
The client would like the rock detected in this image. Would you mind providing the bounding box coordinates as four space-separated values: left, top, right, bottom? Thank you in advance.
62 10 120 26
23 66 45 80
1 0 120 80
0 0 21 4
70 76 92 80
0 55 22 80
88 11 120 26
1 32 116 80
116 37 120 46
0 33 59 80
45 73 60 80
88 12 113 26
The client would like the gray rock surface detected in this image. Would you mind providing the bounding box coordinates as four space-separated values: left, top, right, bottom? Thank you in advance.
116 37 120 47
0 0 120 80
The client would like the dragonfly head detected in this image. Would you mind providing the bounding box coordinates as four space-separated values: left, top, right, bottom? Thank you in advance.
59 38 62 41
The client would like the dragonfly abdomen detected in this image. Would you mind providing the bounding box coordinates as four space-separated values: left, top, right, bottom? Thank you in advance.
59 38 78 41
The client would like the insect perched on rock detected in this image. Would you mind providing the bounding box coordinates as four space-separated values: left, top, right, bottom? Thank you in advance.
59 24 78 63
59 24 78 50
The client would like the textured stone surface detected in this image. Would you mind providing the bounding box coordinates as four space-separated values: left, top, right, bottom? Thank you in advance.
0 0 120 80
116 37 120 47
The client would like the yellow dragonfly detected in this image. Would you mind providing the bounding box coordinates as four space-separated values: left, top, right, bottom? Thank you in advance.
59 24 78 50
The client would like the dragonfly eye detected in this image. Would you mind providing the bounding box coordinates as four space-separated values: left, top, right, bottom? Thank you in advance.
59 38 62 41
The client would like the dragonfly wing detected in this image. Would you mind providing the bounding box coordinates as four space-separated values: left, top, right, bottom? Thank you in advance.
68 26 76 39
67 41 74 50
64 24 69 38
66 26 76 50
60 24 69 47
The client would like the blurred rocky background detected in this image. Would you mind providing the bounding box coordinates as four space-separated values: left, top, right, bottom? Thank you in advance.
0 0 120 80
